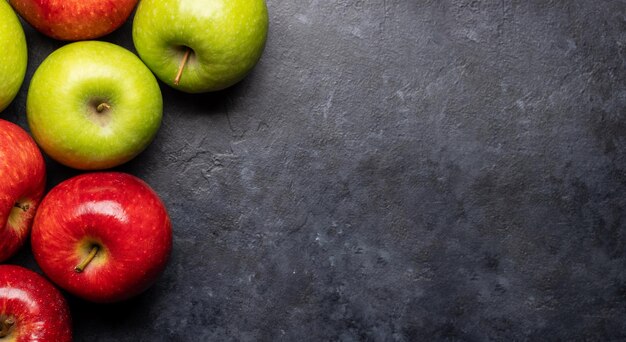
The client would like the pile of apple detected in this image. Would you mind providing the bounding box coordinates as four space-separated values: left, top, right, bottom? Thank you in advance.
0 0 268 340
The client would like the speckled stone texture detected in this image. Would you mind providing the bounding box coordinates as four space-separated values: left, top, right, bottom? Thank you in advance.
4 0 626 341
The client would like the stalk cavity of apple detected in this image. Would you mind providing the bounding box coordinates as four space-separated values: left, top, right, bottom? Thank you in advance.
0 318 15 338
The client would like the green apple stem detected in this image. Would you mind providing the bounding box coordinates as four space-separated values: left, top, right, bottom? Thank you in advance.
0 318 15 338
96 102 111 113
74 245 99 273
174 48 191 85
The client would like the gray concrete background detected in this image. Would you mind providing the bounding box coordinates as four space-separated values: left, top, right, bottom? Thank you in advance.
5 0 626 340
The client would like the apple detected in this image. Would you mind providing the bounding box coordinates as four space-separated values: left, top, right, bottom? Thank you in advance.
0 0 27 112
132 0 269 93
27 41 163 170
0 119 46 262
9 0 138 41
31 172 172 303
0 265 72 342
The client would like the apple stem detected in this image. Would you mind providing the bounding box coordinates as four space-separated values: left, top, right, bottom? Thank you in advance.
96 103 111 113
13 202 29 212
174 48 191 86
74 245 99 273
0 318 15 338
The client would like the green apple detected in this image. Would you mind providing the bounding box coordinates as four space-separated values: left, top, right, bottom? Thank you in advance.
27 41 163 170
0 0 27 112
132 0 269 93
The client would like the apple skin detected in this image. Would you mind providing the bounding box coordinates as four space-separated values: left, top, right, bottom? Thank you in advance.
9 0 138 41
0 119 46 263
0 265 72 342
27 41 163 170
31 172 172 303
0 0 27 112
133 0 269 93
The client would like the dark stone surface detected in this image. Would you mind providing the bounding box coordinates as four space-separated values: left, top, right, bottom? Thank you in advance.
4 0 626 340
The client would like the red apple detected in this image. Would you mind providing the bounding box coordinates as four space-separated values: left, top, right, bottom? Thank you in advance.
0 119 46 262
9 0 138 41
0 265 72 342
31 172 172 303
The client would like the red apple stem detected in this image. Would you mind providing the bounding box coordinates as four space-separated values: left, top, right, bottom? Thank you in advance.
96 102 111 113
74 245 99 273
13 202 29 212
0 318 15 338
174 48 191 85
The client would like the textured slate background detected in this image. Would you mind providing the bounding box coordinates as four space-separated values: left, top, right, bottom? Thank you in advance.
4 0 626 341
